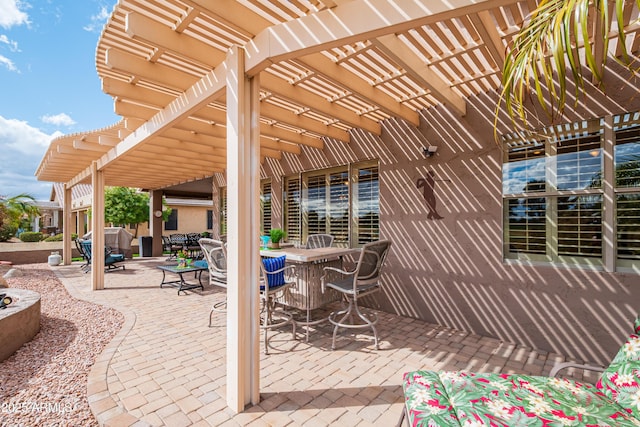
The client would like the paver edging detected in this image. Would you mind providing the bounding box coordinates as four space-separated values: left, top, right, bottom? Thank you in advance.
50 265 146 427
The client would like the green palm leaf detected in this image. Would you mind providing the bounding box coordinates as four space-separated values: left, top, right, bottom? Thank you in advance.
496 0 640 139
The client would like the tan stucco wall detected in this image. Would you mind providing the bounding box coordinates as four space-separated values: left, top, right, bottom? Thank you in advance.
260 64 640 365
161 205 212 235
67 204 212 239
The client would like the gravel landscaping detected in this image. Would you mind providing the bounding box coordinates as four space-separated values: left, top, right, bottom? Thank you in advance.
0 264 124 426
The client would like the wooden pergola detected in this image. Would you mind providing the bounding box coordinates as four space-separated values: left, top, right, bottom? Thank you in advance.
34 0 640 413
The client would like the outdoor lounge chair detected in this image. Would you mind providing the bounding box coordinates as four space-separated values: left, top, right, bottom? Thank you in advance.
397 316 640 427
260 255 296 355
198 238 228 325
75 238 91 272
321 239 391 350
79 239 126 273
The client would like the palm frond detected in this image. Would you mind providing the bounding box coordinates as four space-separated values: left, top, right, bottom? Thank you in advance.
495 0 640 140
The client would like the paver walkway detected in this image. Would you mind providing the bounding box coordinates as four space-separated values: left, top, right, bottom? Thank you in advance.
52 257 593 427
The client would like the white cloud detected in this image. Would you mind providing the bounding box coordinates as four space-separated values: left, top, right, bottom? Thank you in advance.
0 53 17 71
0 115 58 153
0 115 59 200
41 113 76 127
0 0 30 29
0 34 19 51
83 6 110 33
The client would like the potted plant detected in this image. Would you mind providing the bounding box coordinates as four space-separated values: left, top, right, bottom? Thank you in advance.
269 228 285 249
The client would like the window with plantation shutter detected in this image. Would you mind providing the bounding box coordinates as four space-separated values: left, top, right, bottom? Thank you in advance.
617 194 640 261
329 171 349 245
615 114 640 266
261 180 272 235
557 195 602 257
502 111 640 272
284 177 301 243
354 165 379 245
283 161 379 248
506 198 546 254
306 174 327 236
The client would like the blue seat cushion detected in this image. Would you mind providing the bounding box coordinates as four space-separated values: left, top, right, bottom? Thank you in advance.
262 255 286 289
193 260 208 269
106 253 124 264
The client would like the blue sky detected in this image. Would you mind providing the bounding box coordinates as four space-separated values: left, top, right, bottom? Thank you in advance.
0 0 119 201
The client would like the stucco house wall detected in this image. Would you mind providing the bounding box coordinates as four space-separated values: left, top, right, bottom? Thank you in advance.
260 66 640 366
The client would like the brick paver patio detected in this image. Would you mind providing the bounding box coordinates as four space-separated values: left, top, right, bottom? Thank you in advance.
53 257 593 426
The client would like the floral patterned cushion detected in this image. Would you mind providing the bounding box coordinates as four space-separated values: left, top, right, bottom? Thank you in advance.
597 333 640 420
403 370 638 426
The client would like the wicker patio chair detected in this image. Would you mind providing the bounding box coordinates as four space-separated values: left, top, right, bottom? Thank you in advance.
198 238 228 325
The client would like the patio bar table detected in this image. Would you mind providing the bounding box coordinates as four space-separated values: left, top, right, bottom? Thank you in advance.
260 246 359 341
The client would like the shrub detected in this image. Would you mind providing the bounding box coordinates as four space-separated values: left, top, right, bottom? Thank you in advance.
270 228 286 243
0 205 14 242
44 233 64 242
0 223 16 242
19 232 43 242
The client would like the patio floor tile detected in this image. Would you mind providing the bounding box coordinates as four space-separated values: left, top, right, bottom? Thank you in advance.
51 257 582 426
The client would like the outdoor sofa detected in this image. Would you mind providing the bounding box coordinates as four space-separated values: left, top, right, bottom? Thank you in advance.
399 317 640 426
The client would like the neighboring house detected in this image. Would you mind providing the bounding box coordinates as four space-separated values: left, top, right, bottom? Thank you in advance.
30 200 62 236
50 183 214 237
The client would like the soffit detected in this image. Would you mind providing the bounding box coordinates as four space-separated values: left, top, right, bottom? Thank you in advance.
35 0 640 190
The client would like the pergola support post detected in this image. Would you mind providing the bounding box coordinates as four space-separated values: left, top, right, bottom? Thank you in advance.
63 184 72 265
225 45 261 412
91 161 105 290
150 190 164 256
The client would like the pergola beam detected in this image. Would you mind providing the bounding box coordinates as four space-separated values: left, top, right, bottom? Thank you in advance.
371 34 467 117
68 61 227 188
125 11 223 68
296 54 420 126
244 0 512 74
261 72 380 134
469 11 505 72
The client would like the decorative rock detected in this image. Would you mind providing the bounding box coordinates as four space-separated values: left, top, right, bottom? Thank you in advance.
0 261 11 276
4 268 22 278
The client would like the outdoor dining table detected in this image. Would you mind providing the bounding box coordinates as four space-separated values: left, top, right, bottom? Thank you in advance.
260 246 359 341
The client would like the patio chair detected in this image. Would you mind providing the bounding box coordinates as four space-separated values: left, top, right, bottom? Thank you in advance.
321 239 392 350
162 235 181 260
79 239 126 273
186 233 203 258
305 234 334 249
198 238 228 325
260 256 297 354
75 238 91 272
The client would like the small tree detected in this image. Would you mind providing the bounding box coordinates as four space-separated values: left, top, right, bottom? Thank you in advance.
100 187 171 237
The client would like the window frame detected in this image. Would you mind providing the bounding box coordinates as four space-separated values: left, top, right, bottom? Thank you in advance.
284 159 379 248
502 112 640 273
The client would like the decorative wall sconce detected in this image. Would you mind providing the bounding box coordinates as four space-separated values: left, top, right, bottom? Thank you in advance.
423 146 438 157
